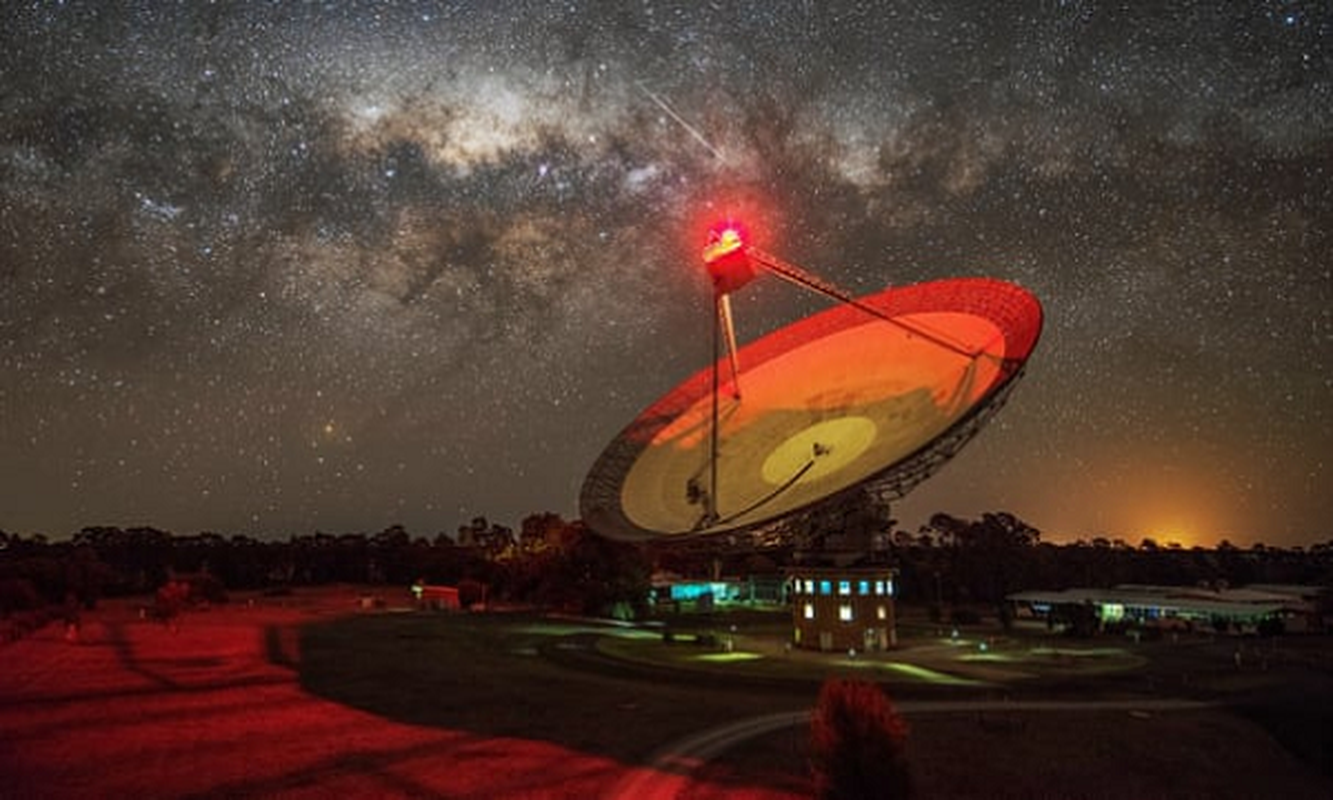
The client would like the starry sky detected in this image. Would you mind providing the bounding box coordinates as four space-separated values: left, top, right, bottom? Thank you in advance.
2 1 1328 547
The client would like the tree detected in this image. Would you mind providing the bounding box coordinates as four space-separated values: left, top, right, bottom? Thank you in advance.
457 516 516 559
538 525 650 618
930 511 1041 606
519 512 575 554
810 678 912 800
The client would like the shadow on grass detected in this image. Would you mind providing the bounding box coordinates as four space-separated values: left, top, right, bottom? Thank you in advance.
174 737 619 800
1233 681 1333 778
294 611 1333 797
263 623 301 669
296 612 814 780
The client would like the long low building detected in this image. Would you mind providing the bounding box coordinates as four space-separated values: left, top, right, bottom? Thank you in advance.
1008 583 1322 634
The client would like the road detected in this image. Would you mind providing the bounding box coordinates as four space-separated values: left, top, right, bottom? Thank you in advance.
606 698 1211 800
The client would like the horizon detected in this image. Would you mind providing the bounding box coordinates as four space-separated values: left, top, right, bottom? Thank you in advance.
8 510 1328 553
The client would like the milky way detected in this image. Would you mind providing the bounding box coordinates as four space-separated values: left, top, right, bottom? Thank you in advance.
2 1 1329 546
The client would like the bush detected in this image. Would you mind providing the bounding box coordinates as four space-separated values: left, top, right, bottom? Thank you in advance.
154 580 190 624
810 679 912 799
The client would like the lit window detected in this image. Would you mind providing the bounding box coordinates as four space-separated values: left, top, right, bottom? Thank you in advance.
838 580 851 596
858 580 870 595
877 605 887 620
820 580 832 595
839 604 854 621
804 603 815 620
874 580 884 595
804 579 814 595
886 579 895 597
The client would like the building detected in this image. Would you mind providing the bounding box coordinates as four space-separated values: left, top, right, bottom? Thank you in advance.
650 570 789 610
788 567 897 652
411 582 461 611
1007 583 1321 634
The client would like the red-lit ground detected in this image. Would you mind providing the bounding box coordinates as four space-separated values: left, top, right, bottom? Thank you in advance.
6 593 1331 798
0 593 799 799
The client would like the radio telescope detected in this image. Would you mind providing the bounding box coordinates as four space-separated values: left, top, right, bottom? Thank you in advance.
580 224 1043 543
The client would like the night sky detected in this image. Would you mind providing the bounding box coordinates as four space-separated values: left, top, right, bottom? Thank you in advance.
2 2 1328 547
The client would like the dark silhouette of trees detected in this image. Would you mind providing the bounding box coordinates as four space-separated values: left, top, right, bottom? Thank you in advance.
71 526 172 594
371 524 414 584
557 524 650 618
924 511 1041 607
875 514 1333 617
2 512 1329 633
457 516 515 558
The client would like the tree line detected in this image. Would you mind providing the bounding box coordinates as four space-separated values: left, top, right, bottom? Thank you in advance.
0 513 652 621
891 512 1333 613
2 510 1331 625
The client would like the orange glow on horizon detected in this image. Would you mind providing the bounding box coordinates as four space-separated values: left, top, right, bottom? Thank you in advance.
914 432 1254 551
1152 529 1199 549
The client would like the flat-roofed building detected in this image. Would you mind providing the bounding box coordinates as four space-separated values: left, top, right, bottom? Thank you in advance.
411 582 461 611
788 567 897 652
1007 583 1321 634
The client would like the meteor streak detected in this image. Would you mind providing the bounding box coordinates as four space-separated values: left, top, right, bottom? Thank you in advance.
636 82 725 161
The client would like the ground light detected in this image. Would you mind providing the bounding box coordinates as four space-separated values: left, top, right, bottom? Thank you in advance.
856 661 983 686
691 652 764 663
1029 646 1131 659
959 652 1017 663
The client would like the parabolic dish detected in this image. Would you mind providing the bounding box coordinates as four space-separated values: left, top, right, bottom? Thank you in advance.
580 277 1043 541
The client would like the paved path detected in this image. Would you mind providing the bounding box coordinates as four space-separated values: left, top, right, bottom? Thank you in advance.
606 698 1211 800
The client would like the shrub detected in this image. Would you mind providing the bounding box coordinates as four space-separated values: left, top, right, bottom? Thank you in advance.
810 678 912 799
154 580 190 624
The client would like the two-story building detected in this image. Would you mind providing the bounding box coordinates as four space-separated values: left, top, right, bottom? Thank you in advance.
788 566 897 652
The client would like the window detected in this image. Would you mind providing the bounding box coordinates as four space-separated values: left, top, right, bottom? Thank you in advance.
804 603 815 620
877 605 887 621
819 580 832 595
874 580 884 595
838 580 851 596
839 604 854 622
886 579 895 597
858 580 870 595
804 579 814 595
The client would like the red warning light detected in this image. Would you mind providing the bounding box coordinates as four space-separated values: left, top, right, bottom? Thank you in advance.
703 221 755 294
703 222 747 264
